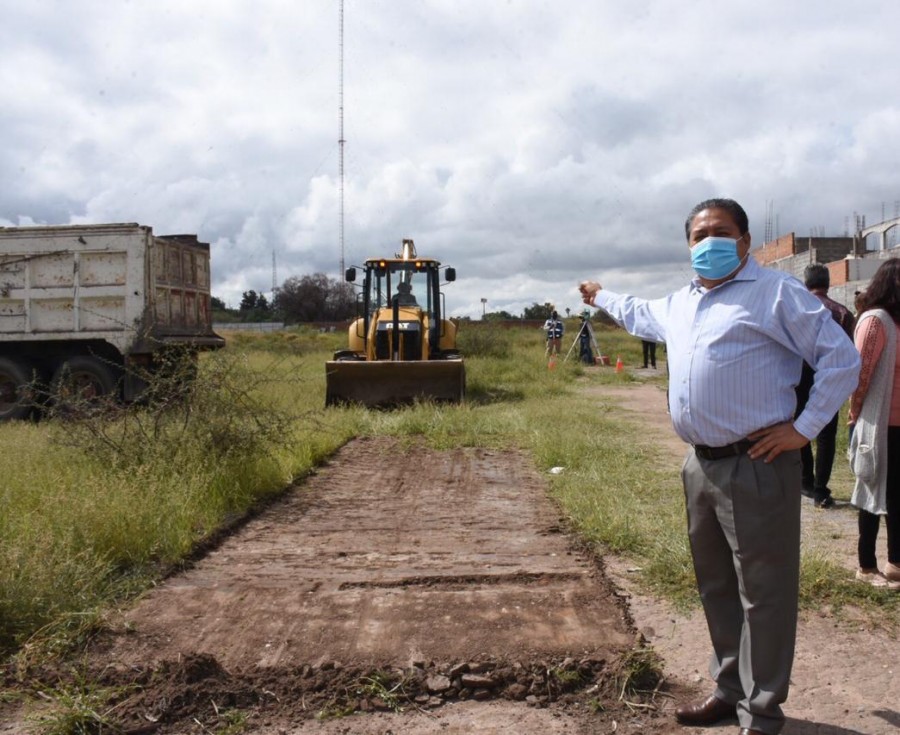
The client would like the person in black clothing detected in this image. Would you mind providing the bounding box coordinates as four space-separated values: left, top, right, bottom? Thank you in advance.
578 315 594 364
794 264 856 508
393 281 417 306
641 339 657 369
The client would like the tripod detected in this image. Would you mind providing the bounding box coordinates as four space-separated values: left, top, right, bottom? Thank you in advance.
564 318 602 363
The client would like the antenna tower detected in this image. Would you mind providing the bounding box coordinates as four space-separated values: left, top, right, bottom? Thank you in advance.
338 0 346 278
763 199 774 243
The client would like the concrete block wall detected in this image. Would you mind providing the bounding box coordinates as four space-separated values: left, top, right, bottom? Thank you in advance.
754 229 899 313
829 283 861 311
753 235 854 268
814 237 856 262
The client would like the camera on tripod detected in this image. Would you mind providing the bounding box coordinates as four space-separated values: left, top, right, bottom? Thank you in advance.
564 312 603 365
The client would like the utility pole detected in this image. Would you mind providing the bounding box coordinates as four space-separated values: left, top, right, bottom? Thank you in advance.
481 298 487 319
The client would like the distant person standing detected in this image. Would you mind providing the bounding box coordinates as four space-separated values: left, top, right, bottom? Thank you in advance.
578 315 595 364
543 311 564 356
641 339 657 369
848 258 900 590
794 264 856 508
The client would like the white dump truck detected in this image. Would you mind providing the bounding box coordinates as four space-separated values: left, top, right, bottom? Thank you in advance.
0 223 225 420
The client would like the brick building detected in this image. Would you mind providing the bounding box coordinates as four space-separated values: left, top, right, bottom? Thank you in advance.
752 216 900 310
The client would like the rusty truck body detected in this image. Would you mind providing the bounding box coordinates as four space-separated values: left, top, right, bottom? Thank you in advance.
0 223 224 419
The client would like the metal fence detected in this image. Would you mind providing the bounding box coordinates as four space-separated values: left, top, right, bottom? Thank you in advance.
213 322 286 332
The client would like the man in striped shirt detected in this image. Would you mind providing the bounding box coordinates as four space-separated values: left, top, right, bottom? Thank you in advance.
579 198 859 735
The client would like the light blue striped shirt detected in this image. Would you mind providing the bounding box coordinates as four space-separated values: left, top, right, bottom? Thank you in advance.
593 258 860 446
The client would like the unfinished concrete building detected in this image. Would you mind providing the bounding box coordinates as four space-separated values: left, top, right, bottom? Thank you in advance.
752 216 900 310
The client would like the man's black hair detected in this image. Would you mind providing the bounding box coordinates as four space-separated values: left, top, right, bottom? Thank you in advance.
803 264 830 290
684 198 749 240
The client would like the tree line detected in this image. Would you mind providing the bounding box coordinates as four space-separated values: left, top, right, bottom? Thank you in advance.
212 273 356 324
212 278 590 324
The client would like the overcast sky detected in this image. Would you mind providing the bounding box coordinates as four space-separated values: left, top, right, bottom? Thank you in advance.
3 1 899 317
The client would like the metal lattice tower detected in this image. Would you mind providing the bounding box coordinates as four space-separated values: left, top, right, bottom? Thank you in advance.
338 0 346 278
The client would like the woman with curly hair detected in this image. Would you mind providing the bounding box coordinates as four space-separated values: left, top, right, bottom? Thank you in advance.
849 258 900 589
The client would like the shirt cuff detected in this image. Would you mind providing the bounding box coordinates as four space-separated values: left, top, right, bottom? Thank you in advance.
792 413 820 442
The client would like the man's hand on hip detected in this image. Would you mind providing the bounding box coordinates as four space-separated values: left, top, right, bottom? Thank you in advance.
747 422 809 463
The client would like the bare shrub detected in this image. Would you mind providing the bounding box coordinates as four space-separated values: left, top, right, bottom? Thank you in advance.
48 348 305 470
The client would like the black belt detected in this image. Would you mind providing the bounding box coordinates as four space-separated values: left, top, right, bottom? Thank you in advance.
693 439 753 461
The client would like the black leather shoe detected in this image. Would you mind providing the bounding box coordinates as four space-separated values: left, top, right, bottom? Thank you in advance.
674 694 737 725
739 729 766 734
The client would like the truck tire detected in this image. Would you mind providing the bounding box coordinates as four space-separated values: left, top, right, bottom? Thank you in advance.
0 357 34 421
50 356 119 414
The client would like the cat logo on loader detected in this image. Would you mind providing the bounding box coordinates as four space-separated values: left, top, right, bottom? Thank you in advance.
325 239 465 407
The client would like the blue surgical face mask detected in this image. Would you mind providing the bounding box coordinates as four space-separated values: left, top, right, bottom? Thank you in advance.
690 236 744 280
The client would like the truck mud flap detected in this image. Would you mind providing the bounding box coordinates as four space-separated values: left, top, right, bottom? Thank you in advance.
325 359 465 407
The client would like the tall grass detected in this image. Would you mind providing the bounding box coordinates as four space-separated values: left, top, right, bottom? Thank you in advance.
0 337 361 656
1 321 895 662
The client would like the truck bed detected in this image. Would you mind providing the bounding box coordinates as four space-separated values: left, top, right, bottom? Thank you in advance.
0 223 221 354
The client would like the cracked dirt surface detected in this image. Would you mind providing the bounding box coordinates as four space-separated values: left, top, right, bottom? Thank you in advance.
102 438 632 672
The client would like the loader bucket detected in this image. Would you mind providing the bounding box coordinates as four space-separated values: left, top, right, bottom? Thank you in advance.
325 359 465 407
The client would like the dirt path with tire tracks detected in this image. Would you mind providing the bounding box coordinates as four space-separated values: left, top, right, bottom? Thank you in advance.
1 436 675 734
2 379 897 735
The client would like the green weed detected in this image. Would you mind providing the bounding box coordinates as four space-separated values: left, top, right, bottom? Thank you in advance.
550 667 583 685
616 645 664 700
25 673 134 735
457 324 514 358
356 671 406 712
211 706 249 734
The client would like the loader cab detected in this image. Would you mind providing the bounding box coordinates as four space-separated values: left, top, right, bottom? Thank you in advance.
344 252 455 361
327 244 464 406
370 260 436 309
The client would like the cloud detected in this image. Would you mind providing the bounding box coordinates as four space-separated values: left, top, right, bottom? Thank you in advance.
2 1 899 312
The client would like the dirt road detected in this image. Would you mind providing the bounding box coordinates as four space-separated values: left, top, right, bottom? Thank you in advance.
3 378 897 735
20 435 670 734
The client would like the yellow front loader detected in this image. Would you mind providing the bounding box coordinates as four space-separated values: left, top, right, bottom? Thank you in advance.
325 240 465 407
